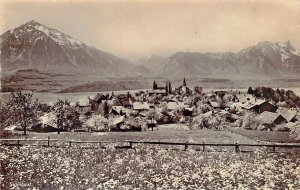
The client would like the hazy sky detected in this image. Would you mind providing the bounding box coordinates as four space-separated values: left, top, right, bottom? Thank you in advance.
1 0 300 59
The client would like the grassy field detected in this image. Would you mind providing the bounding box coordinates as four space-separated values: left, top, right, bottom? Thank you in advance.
1 146 300 190
12 126 258 144
7 124 298 144
229 128 298 143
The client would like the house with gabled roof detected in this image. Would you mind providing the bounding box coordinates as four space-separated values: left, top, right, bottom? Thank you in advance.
133 102 150 111
238 99 277 114
32 113 59 133
277 108 298 122
111 106 130 116
256 111 287 125
233 94 256 103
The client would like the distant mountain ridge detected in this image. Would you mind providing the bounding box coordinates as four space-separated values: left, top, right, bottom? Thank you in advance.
136 55 166 72
160 41 300 79
0 20 150 77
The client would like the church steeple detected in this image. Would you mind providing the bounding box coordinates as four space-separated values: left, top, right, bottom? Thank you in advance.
183 77 186 86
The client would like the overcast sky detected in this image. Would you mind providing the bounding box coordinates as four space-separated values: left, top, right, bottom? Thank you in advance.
2 0 300 59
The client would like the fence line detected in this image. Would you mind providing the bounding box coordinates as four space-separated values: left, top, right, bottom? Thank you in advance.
0 137 60 147
1 138 300 153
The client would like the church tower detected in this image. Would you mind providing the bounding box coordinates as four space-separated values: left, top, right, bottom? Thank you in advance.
183 77 186 86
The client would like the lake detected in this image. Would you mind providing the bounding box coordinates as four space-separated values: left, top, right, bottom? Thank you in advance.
0 89 149 104
1 87 300 104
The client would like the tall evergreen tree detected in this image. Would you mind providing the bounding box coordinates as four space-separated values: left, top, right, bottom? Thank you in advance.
165 82 169 95
247 87 253 94
169 81 172 94
153 81 157 89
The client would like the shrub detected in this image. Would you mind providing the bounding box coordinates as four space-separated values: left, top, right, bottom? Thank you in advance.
191 112 223 129
290 122 300 141
85 115 109 131
241 112 259 130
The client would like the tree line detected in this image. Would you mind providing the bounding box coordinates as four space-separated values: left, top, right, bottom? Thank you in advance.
0 92 81 136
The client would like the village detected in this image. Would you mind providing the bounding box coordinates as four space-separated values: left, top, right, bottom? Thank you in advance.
2 78 300 140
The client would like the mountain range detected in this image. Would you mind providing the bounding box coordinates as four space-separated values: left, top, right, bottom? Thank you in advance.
1 20 300 92
0 20 150 77
157 41 300 79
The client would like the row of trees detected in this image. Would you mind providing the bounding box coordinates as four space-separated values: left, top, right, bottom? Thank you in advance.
248 87 300 107
0 92 81 136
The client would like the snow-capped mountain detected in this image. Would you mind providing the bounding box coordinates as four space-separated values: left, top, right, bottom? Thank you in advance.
236 41 300 75
0 20 141 76
160 41 300 79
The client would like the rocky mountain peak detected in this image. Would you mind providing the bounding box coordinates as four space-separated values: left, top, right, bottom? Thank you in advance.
0 20 138 76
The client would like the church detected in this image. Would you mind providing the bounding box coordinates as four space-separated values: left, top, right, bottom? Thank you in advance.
175 78 192 95
149 78 191 96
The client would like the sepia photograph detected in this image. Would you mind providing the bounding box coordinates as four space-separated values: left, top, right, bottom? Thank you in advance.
1 0 300 189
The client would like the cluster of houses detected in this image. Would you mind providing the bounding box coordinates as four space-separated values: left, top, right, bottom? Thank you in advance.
81 78 194 131
6 78 299 133
72 79 299 132
216 92 299 131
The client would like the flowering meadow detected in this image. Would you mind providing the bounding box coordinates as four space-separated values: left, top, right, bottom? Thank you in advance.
1 146 300 190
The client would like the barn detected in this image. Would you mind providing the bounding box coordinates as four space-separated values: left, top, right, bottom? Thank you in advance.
243 100 277 114
251 100 277 113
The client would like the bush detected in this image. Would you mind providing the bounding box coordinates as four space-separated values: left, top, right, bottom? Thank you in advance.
241 112 259 130
85 115 109 131
290 122 300 141
124 117 142 131
191 112 223 130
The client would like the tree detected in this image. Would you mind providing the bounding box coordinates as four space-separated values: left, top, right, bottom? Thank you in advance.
194 86 203 95
290 123 300 141
65 107 82 131
53 99 70 134
103 101 109 118
165 82 169 95
6 92 39 135
0 100 11 135
85 114 109 131
147 109 159 121
153 81 157 89
247 87 253 94
161 103 168 115
169 81 172 94
242 112 259 130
